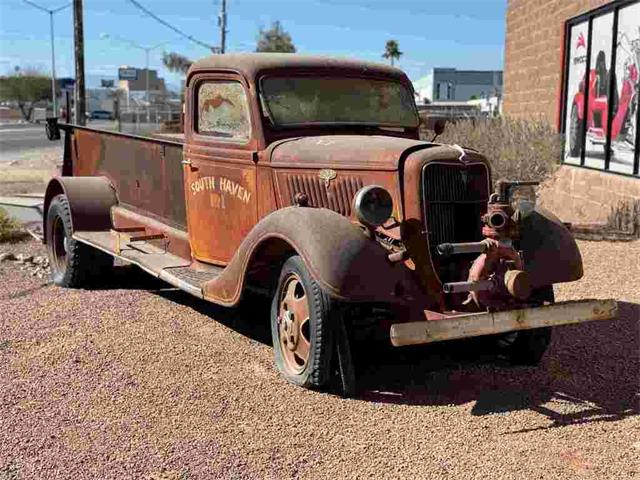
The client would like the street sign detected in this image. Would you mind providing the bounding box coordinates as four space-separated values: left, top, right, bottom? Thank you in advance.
118 68 138 80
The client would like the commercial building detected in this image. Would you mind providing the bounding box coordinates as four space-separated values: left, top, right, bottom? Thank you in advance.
413 68 503 104
118 67 166 94
504 0 639 224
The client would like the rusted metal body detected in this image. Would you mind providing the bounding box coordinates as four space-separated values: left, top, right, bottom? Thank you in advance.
43 53 615 348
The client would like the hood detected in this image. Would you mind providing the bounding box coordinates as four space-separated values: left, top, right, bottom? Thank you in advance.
268 135 431 171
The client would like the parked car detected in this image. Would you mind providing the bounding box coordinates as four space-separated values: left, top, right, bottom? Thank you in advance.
43 54 617 393
88 110 114 120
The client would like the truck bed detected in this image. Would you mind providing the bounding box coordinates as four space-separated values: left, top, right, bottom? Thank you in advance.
60 124 187 231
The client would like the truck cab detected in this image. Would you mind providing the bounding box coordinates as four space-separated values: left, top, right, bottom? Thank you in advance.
42 54 616 393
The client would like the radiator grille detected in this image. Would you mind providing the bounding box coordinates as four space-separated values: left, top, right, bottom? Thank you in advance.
422 162 489 253
282 174 364 216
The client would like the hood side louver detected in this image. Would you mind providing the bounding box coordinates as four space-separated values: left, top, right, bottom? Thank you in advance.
280 173 364 216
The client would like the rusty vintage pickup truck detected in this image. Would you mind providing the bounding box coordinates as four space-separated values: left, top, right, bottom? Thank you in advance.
43 53 616 391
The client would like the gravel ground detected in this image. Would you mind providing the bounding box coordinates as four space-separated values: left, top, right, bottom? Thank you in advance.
0 239 638 480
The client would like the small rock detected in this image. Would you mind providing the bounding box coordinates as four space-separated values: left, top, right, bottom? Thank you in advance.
0 252 16 262
16 254 33 264
32 256 45 265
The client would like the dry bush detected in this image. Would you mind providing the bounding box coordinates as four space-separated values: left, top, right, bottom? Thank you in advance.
0 207 28 242
424 117 562 186
607 199 640 237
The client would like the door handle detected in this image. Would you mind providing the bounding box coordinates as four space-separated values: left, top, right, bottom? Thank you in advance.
181 158 198 172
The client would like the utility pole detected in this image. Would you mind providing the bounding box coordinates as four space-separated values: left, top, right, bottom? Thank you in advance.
219 0 227 54
73 0 86 125
22 1 71 117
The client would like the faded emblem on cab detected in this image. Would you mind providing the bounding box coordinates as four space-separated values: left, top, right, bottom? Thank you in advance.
318 169 337 188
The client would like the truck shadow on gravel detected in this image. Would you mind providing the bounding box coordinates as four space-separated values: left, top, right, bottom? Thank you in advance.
353 301 639 429
98 267 638 429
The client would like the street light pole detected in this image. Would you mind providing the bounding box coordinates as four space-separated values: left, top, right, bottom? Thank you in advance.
22 1 71 117
49 11 57 114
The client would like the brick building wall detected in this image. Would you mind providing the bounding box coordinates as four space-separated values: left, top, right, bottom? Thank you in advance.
503 0 610 125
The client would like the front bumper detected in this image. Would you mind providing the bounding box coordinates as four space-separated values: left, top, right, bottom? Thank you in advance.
390 299 617 347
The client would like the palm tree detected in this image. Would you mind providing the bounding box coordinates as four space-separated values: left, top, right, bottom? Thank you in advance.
382 40 402 66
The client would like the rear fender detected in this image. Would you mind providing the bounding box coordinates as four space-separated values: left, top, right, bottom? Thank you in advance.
42 176 117 243
520 206 583 287
202 207 426 307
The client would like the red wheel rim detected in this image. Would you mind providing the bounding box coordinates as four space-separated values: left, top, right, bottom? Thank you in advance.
277 273 311 375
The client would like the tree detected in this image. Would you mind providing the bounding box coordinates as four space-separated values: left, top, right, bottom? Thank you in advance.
162 52 193 75
0 70 51 120
382 39 402 66
256 21 296 53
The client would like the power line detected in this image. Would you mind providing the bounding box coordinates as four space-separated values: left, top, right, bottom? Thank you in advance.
124 0 217 52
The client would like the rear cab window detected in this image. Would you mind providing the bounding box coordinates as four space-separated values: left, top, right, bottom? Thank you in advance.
196 81 251 141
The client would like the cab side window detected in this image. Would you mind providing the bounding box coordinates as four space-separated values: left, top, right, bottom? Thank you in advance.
196 81 251 141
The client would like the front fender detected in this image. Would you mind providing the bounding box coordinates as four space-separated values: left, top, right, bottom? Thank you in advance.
520 206 583 288
202 207 426 307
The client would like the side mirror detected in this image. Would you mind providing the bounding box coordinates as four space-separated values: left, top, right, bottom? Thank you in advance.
431 119 446 142
45 117 61 141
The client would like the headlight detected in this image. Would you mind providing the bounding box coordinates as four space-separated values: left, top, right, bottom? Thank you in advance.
353 185 393 227
510 185 537 219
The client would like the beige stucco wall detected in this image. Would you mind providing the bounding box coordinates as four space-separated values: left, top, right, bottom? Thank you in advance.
538 165 640 223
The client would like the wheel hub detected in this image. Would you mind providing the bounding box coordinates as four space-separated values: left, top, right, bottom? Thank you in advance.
282 310 298 351
277 273 311 374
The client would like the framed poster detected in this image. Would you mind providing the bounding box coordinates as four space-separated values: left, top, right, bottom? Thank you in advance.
608 1 640 175
583 12 614 171
563 21 590 164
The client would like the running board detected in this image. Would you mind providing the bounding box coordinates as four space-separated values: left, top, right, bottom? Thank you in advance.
73 230 222 298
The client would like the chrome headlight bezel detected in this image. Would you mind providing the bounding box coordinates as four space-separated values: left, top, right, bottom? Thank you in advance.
353 185 393 227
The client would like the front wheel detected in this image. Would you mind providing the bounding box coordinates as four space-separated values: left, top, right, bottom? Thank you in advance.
270 255 334 389
46 194 113 287
497 286 554 366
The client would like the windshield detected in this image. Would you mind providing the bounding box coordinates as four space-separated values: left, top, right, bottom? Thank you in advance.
260 76 419 128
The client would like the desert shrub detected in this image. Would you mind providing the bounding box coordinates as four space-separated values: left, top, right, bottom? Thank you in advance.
607 199 640 237
0 207 28 242
423 117 562 186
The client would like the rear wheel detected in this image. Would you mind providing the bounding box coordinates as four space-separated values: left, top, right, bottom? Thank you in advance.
270 255 334 389
46 194 113 287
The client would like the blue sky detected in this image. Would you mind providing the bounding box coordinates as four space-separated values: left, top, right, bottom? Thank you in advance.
0 0 506 90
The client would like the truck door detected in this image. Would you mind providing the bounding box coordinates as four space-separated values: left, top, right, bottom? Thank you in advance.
183 75 258 265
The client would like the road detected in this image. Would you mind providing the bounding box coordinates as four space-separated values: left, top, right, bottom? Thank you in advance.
0 238 638 479
0 123 58 157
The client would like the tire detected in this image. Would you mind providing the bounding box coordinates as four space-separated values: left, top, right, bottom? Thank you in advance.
498 286 554 366
569 104 582 157
270 255 334 389
45 194 113 288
